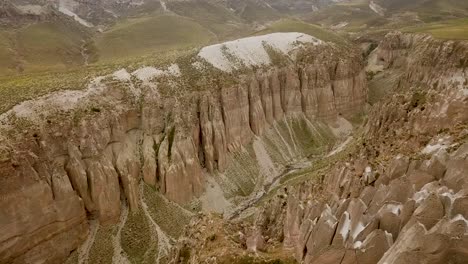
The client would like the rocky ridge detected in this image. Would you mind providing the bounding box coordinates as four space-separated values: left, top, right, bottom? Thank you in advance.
0 32 367 264
169 32 468 264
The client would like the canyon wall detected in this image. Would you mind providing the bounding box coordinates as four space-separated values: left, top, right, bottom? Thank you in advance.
0 35 367 264
248 32 468 264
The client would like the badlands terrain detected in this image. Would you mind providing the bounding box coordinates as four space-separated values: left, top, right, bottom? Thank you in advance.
0 0 468 264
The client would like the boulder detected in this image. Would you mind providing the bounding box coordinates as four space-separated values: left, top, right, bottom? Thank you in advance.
451 196 468 219
304 206 338 262
412 193 445 230
357 229 393 264
443 159 468 192
419 150 448 180
379 211 401 241
407 170 435 191
387 155 409 180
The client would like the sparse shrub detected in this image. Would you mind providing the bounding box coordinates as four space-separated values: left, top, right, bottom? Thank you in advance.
91 107 101 113
88 226 115 264
121 210 153 264
409 91 426 109
179 246 191 263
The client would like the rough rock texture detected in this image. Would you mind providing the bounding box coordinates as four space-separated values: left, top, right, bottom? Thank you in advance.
169 213 299 264
0 36 366 263
246 32 468 264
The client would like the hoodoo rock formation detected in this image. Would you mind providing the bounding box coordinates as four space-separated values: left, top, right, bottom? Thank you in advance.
1 30 467 264
169 32 468 264
0 33 367 264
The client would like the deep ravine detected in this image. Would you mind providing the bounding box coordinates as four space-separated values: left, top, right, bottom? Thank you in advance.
1 31 467 264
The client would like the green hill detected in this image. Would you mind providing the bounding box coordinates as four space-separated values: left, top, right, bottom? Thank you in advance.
302 1 381 30
302 0 468 32
402 18 468 40
167 0 250 40
254 19 348 45
0 30 16 75
0 20 93 75
95 14 217 62
227 0 281 22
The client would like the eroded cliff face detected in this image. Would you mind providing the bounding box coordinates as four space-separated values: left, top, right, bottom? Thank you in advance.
0 34 367 264
180 32 468 264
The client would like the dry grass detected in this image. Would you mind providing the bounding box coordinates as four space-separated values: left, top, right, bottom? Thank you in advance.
121 209 156 264
402 18 468 40
88 225 115 264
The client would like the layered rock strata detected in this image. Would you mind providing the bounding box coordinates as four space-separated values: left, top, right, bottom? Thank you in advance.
0 33 367 264
245 32 468 264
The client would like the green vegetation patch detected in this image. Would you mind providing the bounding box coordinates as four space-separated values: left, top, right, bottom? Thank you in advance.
0 30 17 74
0 19 95 74
258 130 363 204
219 148 259 199
0 47 196 114
0 68 94 114
402 18 468 40
143 184 191 238
239 1 281 23
303 2 381 31
275 121 297 154
290 119 320 155
121 209 156 264
413 0 468 23
167 0 250 40
262 134 288 166
95 14 216 61
88 225 115 264
17 22 84 68
367 70 403 105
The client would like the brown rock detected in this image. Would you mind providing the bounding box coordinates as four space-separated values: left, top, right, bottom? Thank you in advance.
386 176 415 204
375 174 391 188
449 237 468 263
304 206 338 262
0 33 376 264
283 195 305 249
142 135 157 186
295 218 315 261
359 186 377 206
387 155 410 180
367 185 390 215
407 170 435 191
451 196 468 219
310 247 345 264
341 250 358 264
407 160 422 175
379 211 401 241
332 211 350 246
443 159 468 192
419 150 448 180
400 200 416 229
357 229 393 264
354 217 379 243
246 229 266 252
413 193 445 230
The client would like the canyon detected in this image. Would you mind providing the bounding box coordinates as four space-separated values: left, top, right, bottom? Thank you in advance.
0 30 467 264
171 32 468 263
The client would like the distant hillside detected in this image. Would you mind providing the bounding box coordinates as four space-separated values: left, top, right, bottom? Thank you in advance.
95 14 217 61
166 0 249 40
302 0 468 39
253 18 347 45
2 0 467 76
0 13 93 75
